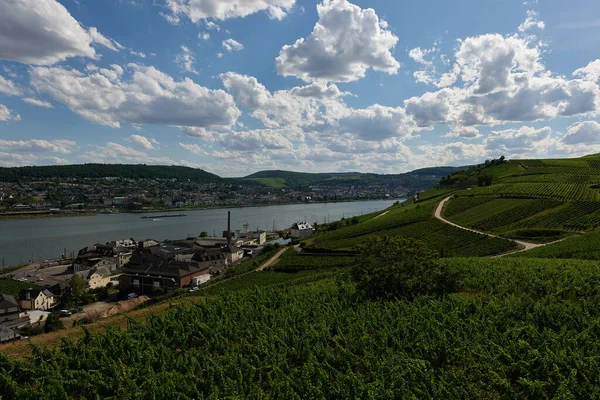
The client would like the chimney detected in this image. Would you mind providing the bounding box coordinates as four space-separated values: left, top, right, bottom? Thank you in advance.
227 211 231 247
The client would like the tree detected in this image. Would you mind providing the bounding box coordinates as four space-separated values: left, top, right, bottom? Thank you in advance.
44 313 64 333
199 231 209 237
478 175 493 187
350 237 459 301
62 274 87 305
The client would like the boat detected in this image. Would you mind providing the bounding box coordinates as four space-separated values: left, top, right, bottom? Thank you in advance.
141 213 187 219
99 209 113 214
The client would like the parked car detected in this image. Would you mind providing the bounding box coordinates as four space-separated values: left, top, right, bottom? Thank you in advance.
189 287 199 293
59 310 72 317
127 293 139 300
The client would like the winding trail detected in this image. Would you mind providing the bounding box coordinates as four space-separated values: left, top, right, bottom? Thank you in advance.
434 196 568 257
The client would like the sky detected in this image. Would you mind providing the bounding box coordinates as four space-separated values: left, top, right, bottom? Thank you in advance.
0 0 600 177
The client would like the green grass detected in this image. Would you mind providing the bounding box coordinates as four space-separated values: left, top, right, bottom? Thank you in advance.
448 198 530 227
443 196 495 217
245 177 287 188
511 201 600 231
270 249 357 272
0 278 41 296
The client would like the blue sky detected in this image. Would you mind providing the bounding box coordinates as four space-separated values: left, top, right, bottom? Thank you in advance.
0 0 599 176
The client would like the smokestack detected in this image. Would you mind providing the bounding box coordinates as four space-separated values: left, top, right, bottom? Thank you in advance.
227 211 231 247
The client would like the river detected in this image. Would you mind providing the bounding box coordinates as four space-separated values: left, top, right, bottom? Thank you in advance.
0 199 397 267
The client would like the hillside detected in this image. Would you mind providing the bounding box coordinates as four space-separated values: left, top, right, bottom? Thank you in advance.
0 164 222 182
240 167 465 191
4 155 600 397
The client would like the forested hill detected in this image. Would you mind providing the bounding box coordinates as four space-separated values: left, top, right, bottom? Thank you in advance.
0 164 222 182
241 166 465 191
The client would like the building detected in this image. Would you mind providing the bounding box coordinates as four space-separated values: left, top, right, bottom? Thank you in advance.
290 222 315 238
87 267 116 289
221 245 244 264
0 294 29 343
16 289 56 311
119 253 213 295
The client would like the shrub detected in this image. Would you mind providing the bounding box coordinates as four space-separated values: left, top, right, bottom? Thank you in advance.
350 237 459 301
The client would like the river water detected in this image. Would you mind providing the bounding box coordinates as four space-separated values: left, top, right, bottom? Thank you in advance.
0 199 397 267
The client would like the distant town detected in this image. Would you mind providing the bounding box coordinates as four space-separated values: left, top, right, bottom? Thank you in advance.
0 164 462 218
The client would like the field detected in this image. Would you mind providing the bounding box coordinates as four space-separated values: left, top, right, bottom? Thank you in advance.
509 230 600 260
0 279 41 296
5 256 600 398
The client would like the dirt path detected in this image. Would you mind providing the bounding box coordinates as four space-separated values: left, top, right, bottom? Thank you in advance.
435 196 568 257
256 246 295 271
374 210 390 219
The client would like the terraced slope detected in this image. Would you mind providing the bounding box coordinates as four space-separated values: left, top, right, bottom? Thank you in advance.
438 155 600 242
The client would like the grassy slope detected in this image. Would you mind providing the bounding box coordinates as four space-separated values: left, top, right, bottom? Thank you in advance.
5 257 600 398
439 155 600 240
0 279 41 296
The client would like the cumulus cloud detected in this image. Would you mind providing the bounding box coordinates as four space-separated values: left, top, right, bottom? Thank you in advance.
0 75 23 96
485 126 553 154
444 126 482 139
22 98 53 108
0 0 122 65
82 142 176 164
336 105 416 141
276 0 399 82
164 0 296 22
219 129 293 151
176 46 198 74
409 47 435 66
220 71 346 130
518 10 545 33
0 152 70 167
30 63 241 129
179 142 206 154
222 38 244 52
562 121 600 145
0 138 76 153
0 104 20 121
574 60 600 83
129 134 158 150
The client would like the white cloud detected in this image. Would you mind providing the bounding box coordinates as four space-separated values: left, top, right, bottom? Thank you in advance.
485 126 553 154
444 126 482 139
574 60 600 83
128 134 157 150
82 142 176 164
22 98 53 108
30 64 241 129
562 121 600 145
164 0 296 22
0 138 76 153
518 10 545 33
0 0 122 65
289 82 350 99
335 104 416 141
179 142 206 154
0 75 23 96
222 38 244 52
199 32 211 41
276 0 399 82
176 45 198 74
0 104 20 121
456 33 544 95
409 47 434 66
219 129 293 151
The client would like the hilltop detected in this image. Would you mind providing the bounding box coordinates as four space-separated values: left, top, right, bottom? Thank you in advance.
0 164 222 182
241 166 465 191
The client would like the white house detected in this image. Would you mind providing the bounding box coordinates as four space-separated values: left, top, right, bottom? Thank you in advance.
290 222 315 239
17 289 55 311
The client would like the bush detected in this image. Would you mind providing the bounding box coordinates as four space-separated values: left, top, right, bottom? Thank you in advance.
44 313 64 333
350 237 459 301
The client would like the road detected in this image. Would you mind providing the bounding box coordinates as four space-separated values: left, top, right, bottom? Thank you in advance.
434 196 567 257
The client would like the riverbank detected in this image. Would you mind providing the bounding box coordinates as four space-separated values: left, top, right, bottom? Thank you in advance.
0 212 95 220
2 198 401 220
